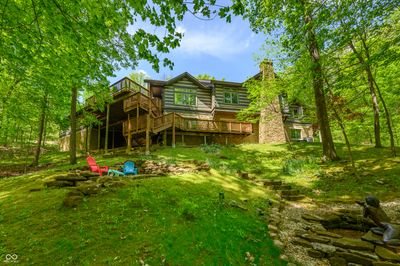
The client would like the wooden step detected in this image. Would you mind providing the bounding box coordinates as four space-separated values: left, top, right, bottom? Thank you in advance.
281 194 305 201
280 189 300 196
263 180 282 187
280 184 292 190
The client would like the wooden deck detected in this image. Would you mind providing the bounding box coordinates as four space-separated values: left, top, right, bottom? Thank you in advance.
123 92 162 117
122 112 253 136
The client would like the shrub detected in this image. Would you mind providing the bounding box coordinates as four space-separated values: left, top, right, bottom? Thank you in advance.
200 144 221 154
178 199 199 221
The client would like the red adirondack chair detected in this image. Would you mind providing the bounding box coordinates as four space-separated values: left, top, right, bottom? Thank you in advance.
86 156 109 176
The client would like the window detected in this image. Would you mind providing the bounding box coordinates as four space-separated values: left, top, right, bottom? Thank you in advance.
174 88 196 106
224 90 239 104
290 106 303 118
290 129 302 140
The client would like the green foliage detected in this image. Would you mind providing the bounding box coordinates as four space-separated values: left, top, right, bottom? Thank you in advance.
282 156 319 175
200 143 222 154
178 199 199 221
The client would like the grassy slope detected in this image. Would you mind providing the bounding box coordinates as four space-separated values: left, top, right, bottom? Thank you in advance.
1 143 399 265
0 145 284 266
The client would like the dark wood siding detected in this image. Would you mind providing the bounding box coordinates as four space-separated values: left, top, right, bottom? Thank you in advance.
163 78 212 114
214 85 250 112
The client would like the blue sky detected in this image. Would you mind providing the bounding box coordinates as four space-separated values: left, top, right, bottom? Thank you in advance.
110 12 268 84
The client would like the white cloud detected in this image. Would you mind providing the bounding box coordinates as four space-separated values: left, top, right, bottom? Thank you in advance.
175 25 186 34
175 21 255 60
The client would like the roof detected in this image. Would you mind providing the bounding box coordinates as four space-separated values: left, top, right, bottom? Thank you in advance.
145 72 244 88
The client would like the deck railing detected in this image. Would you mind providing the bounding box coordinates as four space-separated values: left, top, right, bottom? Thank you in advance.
110 77 148 95
123 92 162 117
124 112 253 135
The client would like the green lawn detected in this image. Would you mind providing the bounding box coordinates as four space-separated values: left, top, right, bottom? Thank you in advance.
1 143 399 265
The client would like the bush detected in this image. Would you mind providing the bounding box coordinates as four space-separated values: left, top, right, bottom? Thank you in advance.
200 144 221 154
178 199 199 221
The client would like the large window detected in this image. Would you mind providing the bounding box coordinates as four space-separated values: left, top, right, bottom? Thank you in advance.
174 88 196 106
290 129 302 140
224 90 239 104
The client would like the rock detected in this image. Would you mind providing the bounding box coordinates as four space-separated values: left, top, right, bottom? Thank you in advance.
372 261 400 266
273 239 284 249
279 254 288 261
311 242 336 256
349 250 379 261
336 252 375 266
292 237 313 248
362 231 385 245
299 233 331 244
45 180 74 188
63 196 83 207
269 232 278 238
77 184 102 195
97 176 113 184
313 229 342 238
66 189 83 197
80 171 100 178
54 175 87 182
375 246 400 263
332 237 375 251
103 181 126 188
307 248 325 258
268 224 279 233
329 256 347 266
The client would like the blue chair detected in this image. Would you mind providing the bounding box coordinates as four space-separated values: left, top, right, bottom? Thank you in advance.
123 160 138 175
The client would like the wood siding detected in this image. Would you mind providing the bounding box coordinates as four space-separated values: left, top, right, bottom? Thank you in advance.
214 85 250 112
163 78 212 114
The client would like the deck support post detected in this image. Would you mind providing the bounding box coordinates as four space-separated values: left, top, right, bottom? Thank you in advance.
97 124 101 150
136 106 139 133
126 113 132 153
204 135 207 145
181 134 184 146
87 126 92 153
112 126 115 150
172 113 176 148
163 130 167 146
104 104 110 153
145 114 151 154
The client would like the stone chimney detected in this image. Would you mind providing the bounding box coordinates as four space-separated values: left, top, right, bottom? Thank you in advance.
259 59 274 80
258 59 287 144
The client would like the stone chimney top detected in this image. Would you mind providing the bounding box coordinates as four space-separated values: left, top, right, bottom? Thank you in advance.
259 59 274 80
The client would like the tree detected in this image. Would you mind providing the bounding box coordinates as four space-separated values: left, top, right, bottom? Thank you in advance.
129 71 151 87
1 1 238 164
242 0 339 160
195 74 216 80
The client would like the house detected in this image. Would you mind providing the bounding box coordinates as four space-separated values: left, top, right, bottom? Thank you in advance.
59 61 313 153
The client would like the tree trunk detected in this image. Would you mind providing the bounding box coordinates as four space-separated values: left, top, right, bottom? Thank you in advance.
374 79 396 156
32 93 48 166
348 41 381 148
303 8 338 161
325 78 356 171
42 114 47 148
70 87 77 164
